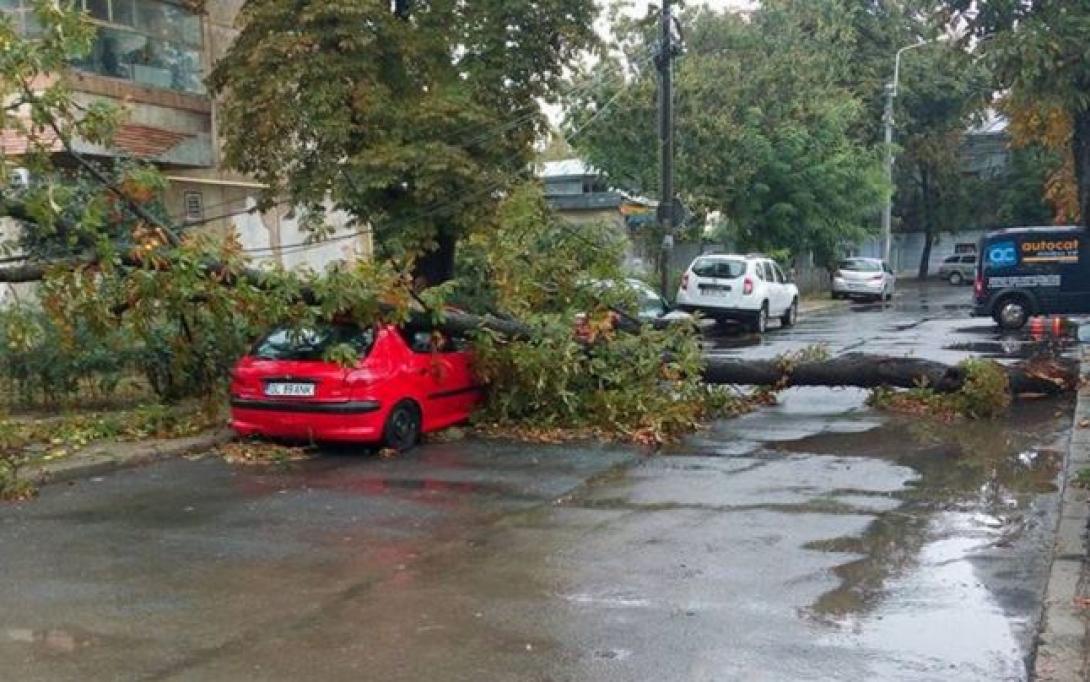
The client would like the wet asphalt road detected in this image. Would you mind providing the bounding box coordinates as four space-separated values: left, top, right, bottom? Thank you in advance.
0 281 1077 681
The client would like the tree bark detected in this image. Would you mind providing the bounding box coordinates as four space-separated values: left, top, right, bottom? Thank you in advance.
701 353 1076 396
412 228 457 287
917 166 934 280
1072 107 1090 227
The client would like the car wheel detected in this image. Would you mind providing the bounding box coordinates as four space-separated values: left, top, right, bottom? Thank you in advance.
781 299 798 327
994 296 1031 331
383 400 422 451
949 272 963 286
750 304 769 334
831 291 840 300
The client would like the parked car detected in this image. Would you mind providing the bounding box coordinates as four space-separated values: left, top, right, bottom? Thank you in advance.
675 254 799 332
576 278 696 340
831 257 895 302
619 278 695 327
973 225 1087 330
230 323 481 450
938 254 977 285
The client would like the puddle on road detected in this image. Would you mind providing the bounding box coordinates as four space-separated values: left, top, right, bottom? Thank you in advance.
775 396 1069 631
945 333 1074 361
4 627 101 655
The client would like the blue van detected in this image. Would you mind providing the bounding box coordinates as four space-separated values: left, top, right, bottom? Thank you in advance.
973 225 1086 330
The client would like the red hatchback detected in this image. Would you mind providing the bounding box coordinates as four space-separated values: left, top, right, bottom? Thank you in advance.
229 324 481 450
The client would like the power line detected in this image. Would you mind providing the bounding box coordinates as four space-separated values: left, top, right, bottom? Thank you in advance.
243 66 642 258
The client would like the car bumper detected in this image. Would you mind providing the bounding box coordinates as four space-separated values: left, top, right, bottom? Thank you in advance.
832 279 884 295
675 304 759 320
230 399 385 443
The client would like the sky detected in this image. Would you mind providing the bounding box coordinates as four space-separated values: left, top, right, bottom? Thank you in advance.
619 0 755 15
597 0 756 34
545 0 756 127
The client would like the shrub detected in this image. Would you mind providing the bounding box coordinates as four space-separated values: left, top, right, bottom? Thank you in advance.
0 304 140 406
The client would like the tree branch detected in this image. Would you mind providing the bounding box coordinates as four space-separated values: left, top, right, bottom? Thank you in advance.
19 82 185 247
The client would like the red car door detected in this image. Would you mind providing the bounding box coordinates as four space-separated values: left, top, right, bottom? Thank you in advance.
401 330 477 431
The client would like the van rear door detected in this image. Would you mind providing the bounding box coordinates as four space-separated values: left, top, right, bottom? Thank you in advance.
1060 235 1090 313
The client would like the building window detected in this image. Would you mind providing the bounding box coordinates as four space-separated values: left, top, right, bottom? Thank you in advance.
3 0 205 95
183 191 203 223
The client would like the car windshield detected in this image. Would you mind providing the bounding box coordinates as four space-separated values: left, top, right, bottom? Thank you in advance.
628 281 667 319
838 259 881 272
692 258 746 279
252 324 374 361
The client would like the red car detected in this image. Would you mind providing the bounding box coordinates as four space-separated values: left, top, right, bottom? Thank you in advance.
230 324 481 450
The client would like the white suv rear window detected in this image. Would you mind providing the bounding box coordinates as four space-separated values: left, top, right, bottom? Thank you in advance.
692 258 746 279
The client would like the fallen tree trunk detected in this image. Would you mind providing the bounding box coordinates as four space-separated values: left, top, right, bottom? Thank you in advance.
701 352 1077 396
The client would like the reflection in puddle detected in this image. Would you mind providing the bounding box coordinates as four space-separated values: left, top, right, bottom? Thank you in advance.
945 337 1074 360
6 627 95 654
778 396 1070 627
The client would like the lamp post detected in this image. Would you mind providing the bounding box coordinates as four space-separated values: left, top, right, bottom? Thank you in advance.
882 39 940 265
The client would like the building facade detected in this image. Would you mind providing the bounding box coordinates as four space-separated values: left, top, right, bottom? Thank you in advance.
539 158 658 274
1 0 372 296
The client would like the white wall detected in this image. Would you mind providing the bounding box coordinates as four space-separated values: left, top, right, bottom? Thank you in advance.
854 230 985 276
229 199 372 273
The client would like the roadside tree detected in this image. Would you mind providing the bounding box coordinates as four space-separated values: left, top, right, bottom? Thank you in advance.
563 3 885 267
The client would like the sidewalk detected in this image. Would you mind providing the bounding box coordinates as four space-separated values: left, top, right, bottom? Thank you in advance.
1035 346 1090 680
799 295 844 315
26 428 234 486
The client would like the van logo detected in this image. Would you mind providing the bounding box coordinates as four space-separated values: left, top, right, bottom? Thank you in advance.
987 241 1018 267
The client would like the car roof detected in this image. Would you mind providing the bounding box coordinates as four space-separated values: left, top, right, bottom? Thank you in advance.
841 256 882 262
985 225 1084 237
695 253 747 260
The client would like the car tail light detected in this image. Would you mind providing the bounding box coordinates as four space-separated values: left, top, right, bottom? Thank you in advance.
743 277 754 295
974 275 984 299
680 273 689 290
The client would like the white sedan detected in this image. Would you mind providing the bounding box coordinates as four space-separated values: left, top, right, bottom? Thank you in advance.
831 258 895 302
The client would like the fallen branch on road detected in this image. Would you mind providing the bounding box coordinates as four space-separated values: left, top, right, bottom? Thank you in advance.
700 352 1077 397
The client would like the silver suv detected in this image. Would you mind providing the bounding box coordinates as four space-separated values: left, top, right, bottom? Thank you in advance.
938 254 976 285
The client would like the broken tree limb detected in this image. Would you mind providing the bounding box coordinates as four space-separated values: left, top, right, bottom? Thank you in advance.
700 352 1077 396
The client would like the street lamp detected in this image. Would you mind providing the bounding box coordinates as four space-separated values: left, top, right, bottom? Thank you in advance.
881 39 943 266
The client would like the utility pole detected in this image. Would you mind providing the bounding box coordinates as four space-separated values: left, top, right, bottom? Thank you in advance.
656 0 679 298
882 39 940 267
881 82 894 265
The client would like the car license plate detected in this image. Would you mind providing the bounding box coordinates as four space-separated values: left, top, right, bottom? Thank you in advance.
699 287 730 297
264 382 315 397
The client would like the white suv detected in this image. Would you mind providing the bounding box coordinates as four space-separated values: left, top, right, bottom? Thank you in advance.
676 254 799 333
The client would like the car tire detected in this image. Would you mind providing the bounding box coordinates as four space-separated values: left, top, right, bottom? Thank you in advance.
750 303 769 334
994 296 1031 331
949 272 963 286
382 400 422 451
831 292 840 300
781 299 798 327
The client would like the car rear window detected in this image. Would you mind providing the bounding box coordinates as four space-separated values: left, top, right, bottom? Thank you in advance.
253 324 374 361
691 258 745 279
838 259 881 272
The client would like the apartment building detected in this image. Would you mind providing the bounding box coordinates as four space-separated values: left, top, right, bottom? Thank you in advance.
1 0 371 276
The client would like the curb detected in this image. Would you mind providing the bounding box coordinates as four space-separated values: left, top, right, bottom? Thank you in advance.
1035 347 1089 681
799 297 845 315
28 427 236 486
